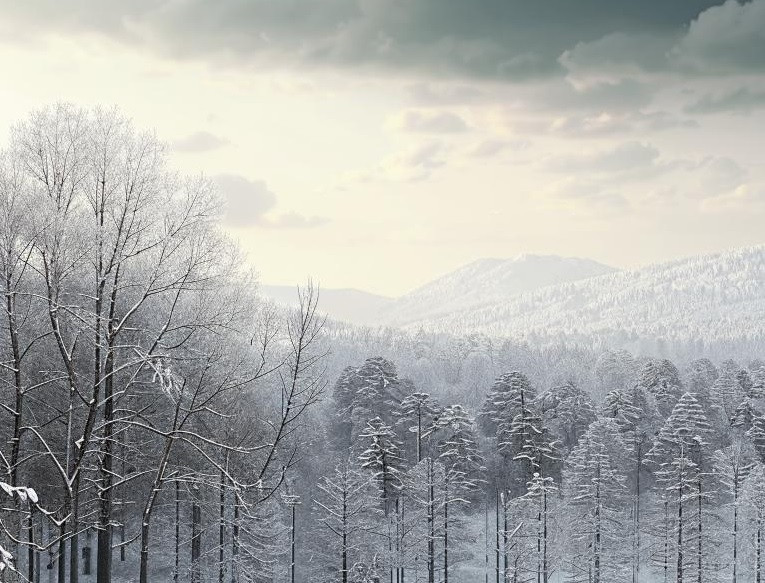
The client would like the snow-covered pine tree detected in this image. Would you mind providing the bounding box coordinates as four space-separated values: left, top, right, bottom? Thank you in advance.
358 416 405 583
646 392 714 583
478 372 536 438
563 417 630 583
520 472 558 583
742 463 765 582
499 398 557 498
747 414 765 462
602 384 661 583
639 359 683 418
314 462 383 583
435 404 485 583
537 382 597 457
394 392 442 464
405 458 446 583
712 439 756 583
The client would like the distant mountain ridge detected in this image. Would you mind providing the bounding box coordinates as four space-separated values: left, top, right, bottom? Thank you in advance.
380 254 616 326
260 253 616 327
261 246 765 349
401 246 765 346
259 285 394 326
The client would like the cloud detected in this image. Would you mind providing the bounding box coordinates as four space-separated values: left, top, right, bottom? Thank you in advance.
539 176 631 215
0 0 725 81
386 110 469 133
545 142 668 176
671 0 765 74
685 86 765 114
466 139 527 158
560 32 673 79
559 1 765 79
212 174 327 229
700 182 765 212
380 141 447 182
173 130 230 152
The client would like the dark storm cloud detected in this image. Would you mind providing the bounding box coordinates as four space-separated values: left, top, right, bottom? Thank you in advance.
0 0 727 81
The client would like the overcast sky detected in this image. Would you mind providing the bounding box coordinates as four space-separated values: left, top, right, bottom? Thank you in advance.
1 1 764 296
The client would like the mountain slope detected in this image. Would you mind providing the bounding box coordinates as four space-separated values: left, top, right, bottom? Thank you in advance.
400 246 765 345
381 254 616 326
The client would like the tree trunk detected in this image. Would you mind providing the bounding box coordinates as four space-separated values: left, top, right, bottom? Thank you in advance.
733 478 738 583
220 462 226 583
443 494 448 583
495 491 500 583
175 480 181 583
231 490 239 583
57 524 66 583
677 483 683 583
428 460 434 583
28 506 35 583
697 475 702 583
97 338 116 583
191 501 202 583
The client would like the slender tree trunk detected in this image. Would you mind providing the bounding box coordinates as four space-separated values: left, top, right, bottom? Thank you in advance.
634 440 642 583
58 523 66 583
757 516 762 583
495 490 500 583
677 483 683 583
97 333 116 583
220 461 226 583
664 500 669 583
697 474 702 583
503 495 508 583
175 480 180 583
428 460 434 583
191 501 201 583
733 478 738 583
28 506 35 583
542 488 548 583
443 494 448 583
290 504 296 583
231 490 239 583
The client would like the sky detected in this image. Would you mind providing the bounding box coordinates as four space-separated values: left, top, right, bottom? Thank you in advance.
0 1 764 297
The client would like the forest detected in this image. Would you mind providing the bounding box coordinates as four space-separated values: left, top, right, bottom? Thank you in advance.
2 105 765 583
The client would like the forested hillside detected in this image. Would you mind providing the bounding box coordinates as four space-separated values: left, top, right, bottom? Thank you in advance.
398 246 765 352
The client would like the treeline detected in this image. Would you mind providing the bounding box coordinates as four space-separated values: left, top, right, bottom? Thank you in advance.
0 105 326 583
307 355 765 583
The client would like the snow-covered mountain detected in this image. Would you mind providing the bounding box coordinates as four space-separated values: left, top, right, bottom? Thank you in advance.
401 246 765 347
263 246 765 350
380 254 616 327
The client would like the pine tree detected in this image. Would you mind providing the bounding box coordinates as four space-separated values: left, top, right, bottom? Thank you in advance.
743 463 765 583
314 462 383 583
603 384 661 583
521 472 558 583
647 392 713 583
478 372 536 438
564 417 629 583
712 439 756 583
538 382 597 457
747 415 765 462
359 417 404 515
358 417 405 583
435 404 485 583
394 392 442 464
